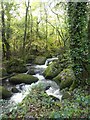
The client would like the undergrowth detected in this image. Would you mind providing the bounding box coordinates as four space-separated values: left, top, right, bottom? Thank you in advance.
1 84 90 120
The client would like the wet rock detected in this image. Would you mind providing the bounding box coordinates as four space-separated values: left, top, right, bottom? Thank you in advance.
19 83 25 90
9 74 38 84
45 85 51 90
0 86 12 99
12 87 20 93
27 68 35 75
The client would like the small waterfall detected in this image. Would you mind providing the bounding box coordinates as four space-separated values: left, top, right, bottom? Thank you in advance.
9 57 61 104
10 80 62 104
45 57 58 66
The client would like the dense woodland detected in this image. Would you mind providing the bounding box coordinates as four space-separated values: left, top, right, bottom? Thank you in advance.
0 0 90 119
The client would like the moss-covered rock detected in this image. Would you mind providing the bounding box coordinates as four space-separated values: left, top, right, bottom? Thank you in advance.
34 56 46 65
53 68 75 90
9 74 38 84
69 80 78 91
62 91 72 100
53 73 61 85
0 86 12 99
5 58 27 74
60 68 75 90
43 62 61 79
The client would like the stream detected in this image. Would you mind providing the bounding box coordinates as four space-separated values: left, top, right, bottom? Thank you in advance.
1 57 62 116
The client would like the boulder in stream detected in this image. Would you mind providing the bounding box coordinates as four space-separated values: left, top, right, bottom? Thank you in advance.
11 87 20 93
53 68 75 90
9 74 38 84
0 86 12 99
43 62 61 79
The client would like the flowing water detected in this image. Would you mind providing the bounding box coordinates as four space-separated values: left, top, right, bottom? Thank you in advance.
1 57 62 116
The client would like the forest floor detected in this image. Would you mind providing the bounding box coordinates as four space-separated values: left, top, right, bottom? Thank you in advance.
1 85 90 119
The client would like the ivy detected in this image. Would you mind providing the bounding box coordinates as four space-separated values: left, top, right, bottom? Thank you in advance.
68 2 89 84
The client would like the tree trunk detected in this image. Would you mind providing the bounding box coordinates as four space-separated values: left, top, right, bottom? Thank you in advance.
68 2 88 85
1 1 10 60
6 4 11 60
88 18 90 57
1 1 6 58
44 4 48 50
23 0 29 56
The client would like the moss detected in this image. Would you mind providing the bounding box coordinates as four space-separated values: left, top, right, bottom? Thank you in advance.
27 68 35 75
25 55 35 63
5 58 27 74
0 68 8 77
60 68 75 90
53 74 61 85
62 91 72 100
52 68 75 90
43 62 61 79
0 86 12 99
9 74 38 84
69 80 78 91
34 56 46 65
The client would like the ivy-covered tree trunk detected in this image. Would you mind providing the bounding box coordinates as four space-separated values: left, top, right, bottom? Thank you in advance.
68 2 88 85
88 18 90 58
1 1 11 60
5 3 11 60
1 1 6 58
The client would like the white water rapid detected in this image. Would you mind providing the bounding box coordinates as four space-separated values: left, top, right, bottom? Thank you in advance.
10 57 62 104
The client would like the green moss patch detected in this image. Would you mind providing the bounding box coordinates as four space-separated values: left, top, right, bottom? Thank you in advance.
43 62 61 79
60 68 75 90
0 68 8 77
0 86 12 99
34 56 46 65
9 74 38 84
53 68 75 90
5 58 27 74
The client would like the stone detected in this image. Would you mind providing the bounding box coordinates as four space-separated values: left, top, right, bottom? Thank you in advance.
43 62 61 79
60 68 75 90
9 74 38 84
12 87 20 93
27 68 35 75
53 68 75 90
0 86 12 99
